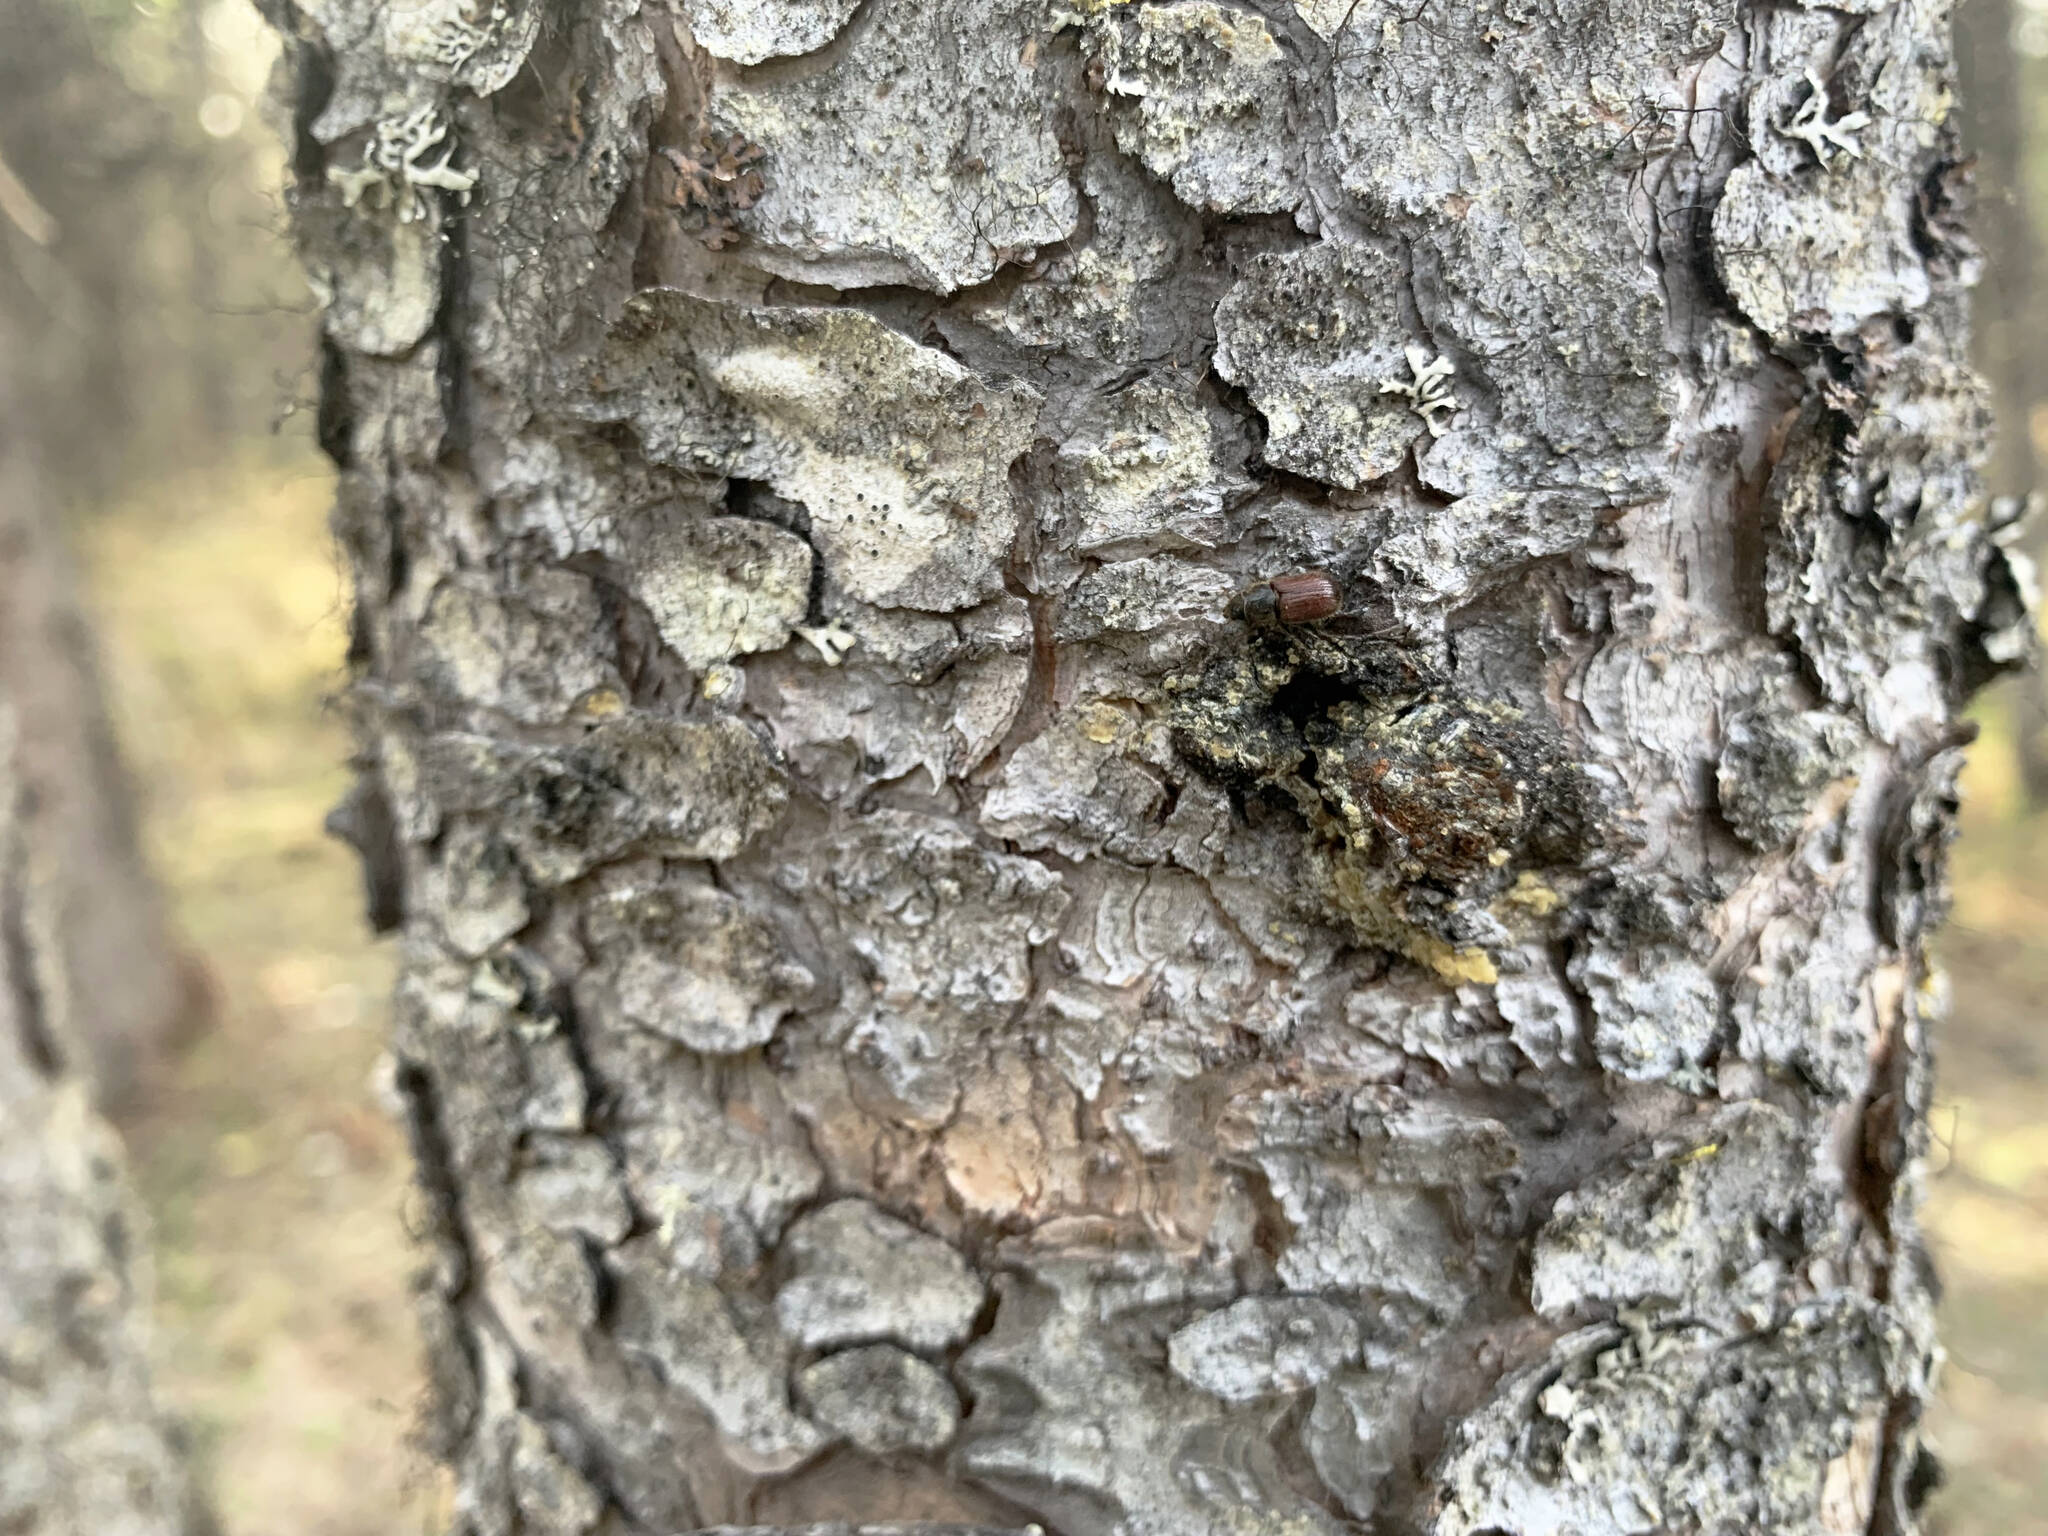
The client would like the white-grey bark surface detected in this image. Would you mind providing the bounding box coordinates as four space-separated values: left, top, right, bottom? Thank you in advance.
268 0 2036 1531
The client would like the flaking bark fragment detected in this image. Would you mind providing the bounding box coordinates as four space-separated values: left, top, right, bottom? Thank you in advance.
580 290 1042 611
774 1199 986 1353
707 0 1081 293
797 1346 963 1455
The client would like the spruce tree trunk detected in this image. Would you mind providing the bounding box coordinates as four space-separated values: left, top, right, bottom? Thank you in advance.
270 0 2035 1531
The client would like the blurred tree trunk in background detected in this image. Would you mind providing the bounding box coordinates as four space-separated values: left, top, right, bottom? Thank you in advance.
1956 0 2038 501
0 293 194 1108
0 315 207 1536
0 0 170 498
0 0 315 498
1954 0 2048 805
178 0 235 451
274 1 2033 1532
1 0 317 1106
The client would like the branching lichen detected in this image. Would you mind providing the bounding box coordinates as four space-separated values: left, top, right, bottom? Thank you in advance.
326 103 476 222
1777 68 1873 171
1378 346 1460 438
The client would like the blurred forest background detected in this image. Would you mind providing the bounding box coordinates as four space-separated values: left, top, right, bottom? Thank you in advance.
0 0 2044 1531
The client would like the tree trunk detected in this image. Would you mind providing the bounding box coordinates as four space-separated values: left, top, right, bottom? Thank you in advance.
0 320 206 1535
271 0 2034 1532
1954 0 2036 503
0 316 194 1110
1953 0 2048 806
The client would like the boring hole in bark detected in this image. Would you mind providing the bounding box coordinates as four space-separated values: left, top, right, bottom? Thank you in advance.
724 474 760 520
1266 667 1362 736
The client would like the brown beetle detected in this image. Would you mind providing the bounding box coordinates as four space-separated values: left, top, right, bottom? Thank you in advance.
1236 570 1343 626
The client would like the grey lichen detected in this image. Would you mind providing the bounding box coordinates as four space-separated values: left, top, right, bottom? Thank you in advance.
1573 945 1721 1083
1212 241 1430 490
1434 1296 1910 1536
583 291 1042 611
505 1414 606 1536
587 877 815 1054
767 643 1030 804
979 706 1171 860
1053 557 1235 645
1712 158 1928 345
1090 2 1305 216
420 821 528 958
376 0 541 94
1315 0 1704 498
1304 1361 1424 1522
624 513 814 672
416 569 622 725
1714 17 1946 347
773 1199 986 1352
1762 359 2006 738
618 1106 824 1282
964 152 1199 363
798 1345 963 1455
609 1240 826 1473
1167 1295 1362 1403
1374 489 1604 608
680 0 862 65
1531 1102 1840 1326
1223 1087 1517 1311
412 714 788 883
1718 661 1864 850
956 1247 1347 1536
513 1134 633 1244
1048 381 1242 557
707 0 1080 292
820 810 1068 1122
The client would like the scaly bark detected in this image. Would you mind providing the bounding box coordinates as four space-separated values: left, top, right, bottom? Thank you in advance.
270 0 2035 1532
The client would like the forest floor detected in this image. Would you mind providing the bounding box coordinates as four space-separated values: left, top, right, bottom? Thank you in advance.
79 455 2048 1536
86 457 444 1535
1921 705 2048 1536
